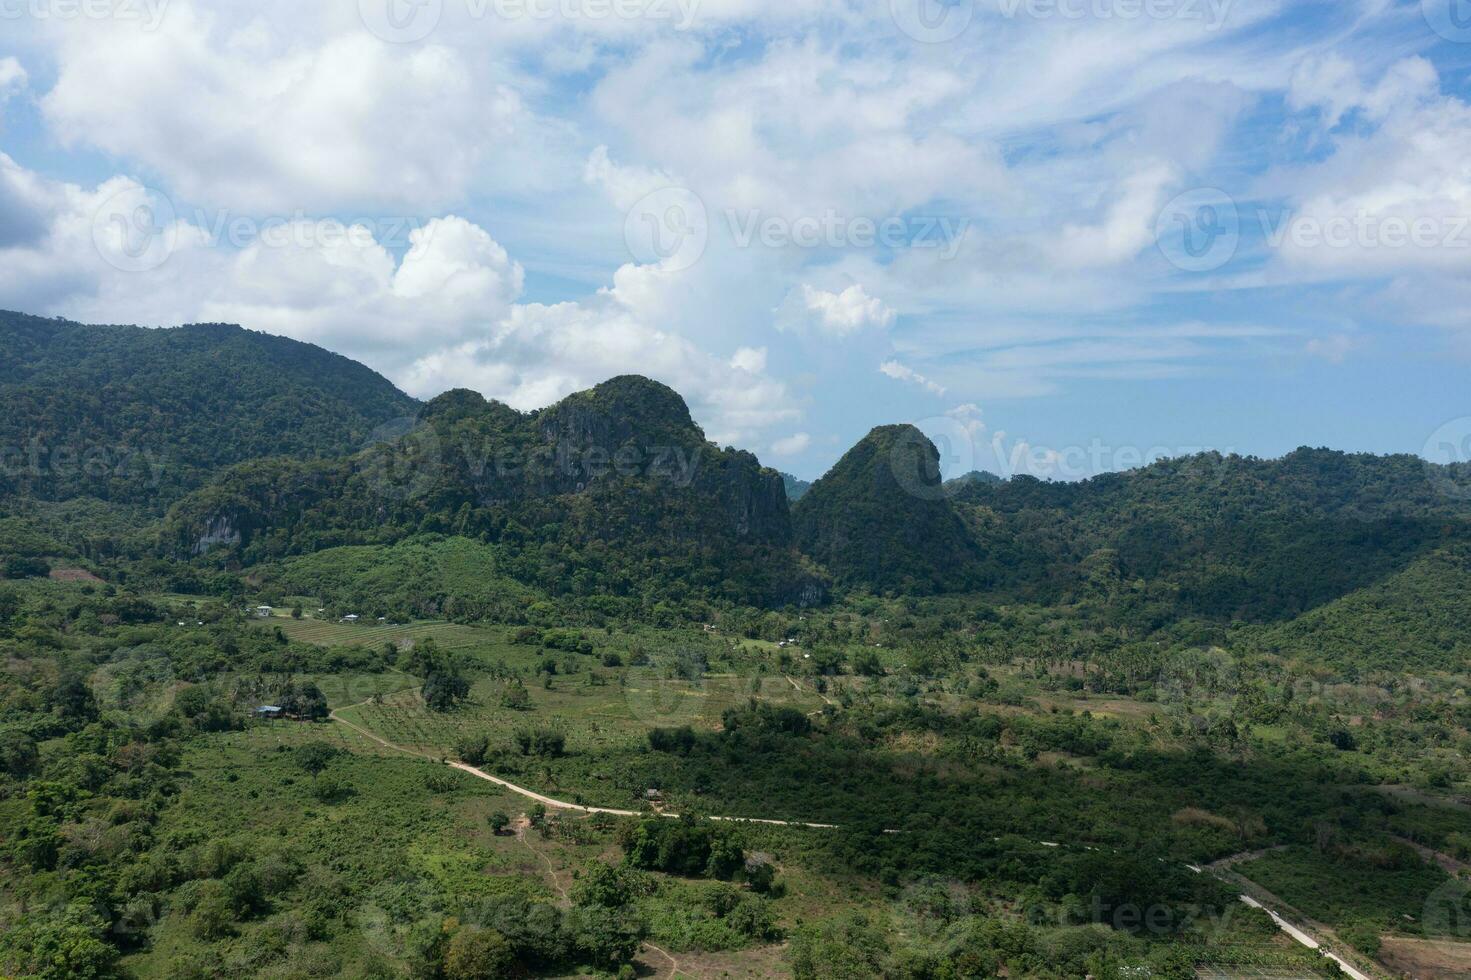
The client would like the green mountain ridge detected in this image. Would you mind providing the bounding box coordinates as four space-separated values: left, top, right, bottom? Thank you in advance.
164 375 820 607
5 311 1471 639
0 310 417 508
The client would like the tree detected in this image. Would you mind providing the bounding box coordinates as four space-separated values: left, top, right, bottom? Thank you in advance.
282 682 329 721
11 923 120 980
488 811 510 835
0 586 20 625
571 861 650 909
443 927 514 979
456 733 489 764
3 556 50 579
852 650 884 677
500 680 532 710
190 880 235 940
424 671 470 712
312 774 354 804
295 742 338 778
173 686 212 719
0 730 41 777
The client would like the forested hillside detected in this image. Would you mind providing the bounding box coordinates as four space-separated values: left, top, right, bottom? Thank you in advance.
164 377 820 607
791 425 982 594
0 311 417 507
950 449 1471 623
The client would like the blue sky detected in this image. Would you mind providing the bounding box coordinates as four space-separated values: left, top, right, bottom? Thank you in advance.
1 0 1470 481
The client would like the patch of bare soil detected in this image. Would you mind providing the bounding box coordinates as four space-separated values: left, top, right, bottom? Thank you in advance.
632 941 790 979
1377 936 1471 978
49 567 103 583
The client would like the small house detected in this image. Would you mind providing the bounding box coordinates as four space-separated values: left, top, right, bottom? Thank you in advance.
254 605 273 618
342 614 360 623
254 705 283 719
643 788 663 802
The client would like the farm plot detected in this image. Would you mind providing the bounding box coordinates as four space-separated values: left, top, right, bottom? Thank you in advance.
252 616 503 651
337 670 827 759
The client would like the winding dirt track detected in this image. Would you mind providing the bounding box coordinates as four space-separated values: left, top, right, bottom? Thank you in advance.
329 701 1378 979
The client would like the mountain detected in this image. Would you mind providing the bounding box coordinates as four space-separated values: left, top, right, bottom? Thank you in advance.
9 308 1471 626
0 310 418 507
165 376 822 607
781 473 812 502
944 469 1004 490
791 425 983 594
1247 542 1471 671
949 448 1471 622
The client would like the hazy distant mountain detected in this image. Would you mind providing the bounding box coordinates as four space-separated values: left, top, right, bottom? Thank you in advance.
781 473 812 501
944 469 1005 490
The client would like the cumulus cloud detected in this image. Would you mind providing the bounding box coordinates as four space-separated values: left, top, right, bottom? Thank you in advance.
1262 55 1471 340
945 403 986 441
3 0 1464 462
783 283 896 336
40 8 529 211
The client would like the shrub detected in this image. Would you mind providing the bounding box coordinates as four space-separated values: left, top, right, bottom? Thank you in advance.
456 734 490 764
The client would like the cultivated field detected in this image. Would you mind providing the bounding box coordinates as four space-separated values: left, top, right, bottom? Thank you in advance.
250 614 504 651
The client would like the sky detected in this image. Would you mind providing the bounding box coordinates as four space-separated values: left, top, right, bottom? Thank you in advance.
1 0 1470 482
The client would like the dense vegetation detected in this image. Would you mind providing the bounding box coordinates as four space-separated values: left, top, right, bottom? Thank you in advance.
0 310 416 507
162 377 820 607
4 314 1470 979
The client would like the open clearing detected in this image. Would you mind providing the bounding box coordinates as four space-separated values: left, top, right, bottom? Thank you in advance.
250 615 503 650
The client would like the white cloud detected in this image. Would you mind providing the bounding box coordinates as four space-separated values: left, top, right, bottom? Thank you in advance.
945 403 986 440
770 432 811 456
39 8 530 211
0 156 796 448
878 360 946 397
785 283 896 336
582 145 677 211
4 0 1463 450
0 57 26 102
730 346 767 373
1264 55 1471 336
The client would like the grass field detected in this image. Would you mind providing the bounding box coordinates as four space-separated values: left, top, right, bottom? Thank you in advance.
113 719 874 978
338 669 826 760
249 615 506 651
